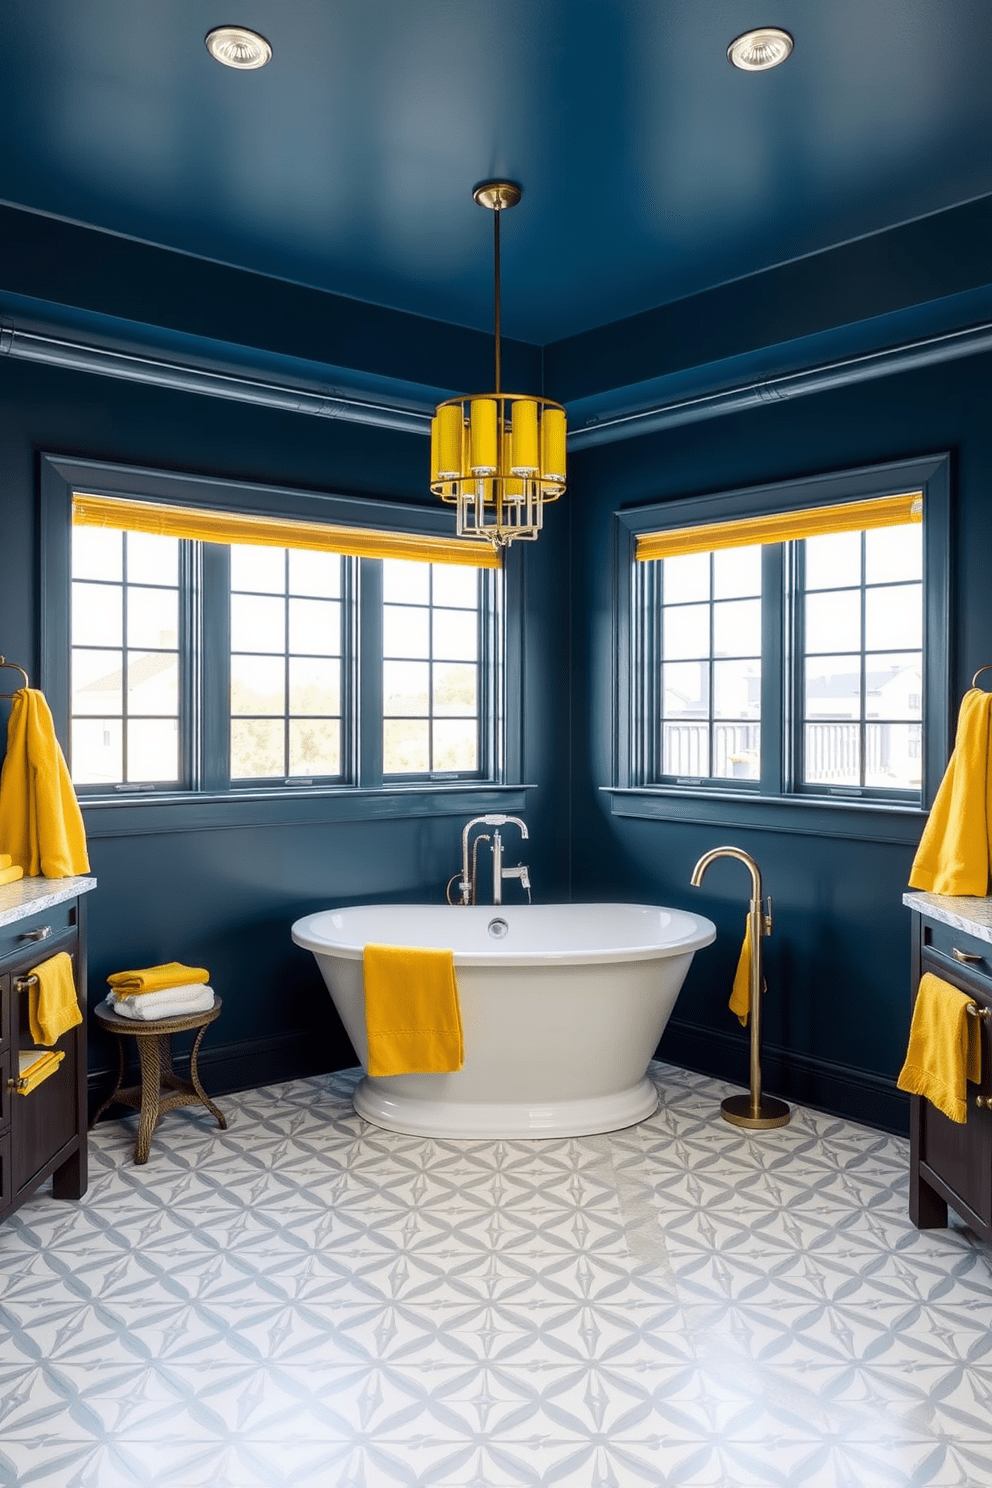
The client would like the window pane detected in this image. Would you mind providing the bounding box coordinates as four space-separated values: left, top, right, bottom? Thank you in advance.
663 723 708 777
384 661 429 717
662 661 708 720
433 609 478 662
383 605 430 658
127 652 178 716
714 724 760 780
432 566 478 608
71 718 122 786
127 532 178 586
864 584 922 651
289 548 340 598
127 587 178 649
231 544 286 593
865 723 922 791
384 719 429 774
73 527 122 582
231 655 285 715
433 663 477 717
127 719 179 783
865 654 922 720
73 582 122 646
662 603 709 660
865 523 922 585
72 649 122 716
231 594 285 653
383 559 429 604
289 657 340 716
713 546 761 599
713 599 761 658
805 657 860 719
662 552 710 604
804 531 861 591
289 598 340 656
713 660 760 720
231 719 284 778
433 719 477 771
805 590 861 653
289 720 340 777
804 722 860 785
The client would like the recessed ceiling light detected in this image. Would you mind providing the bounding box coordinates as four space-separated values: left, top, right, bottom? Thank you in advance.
205 25 272 70
727 27 793 71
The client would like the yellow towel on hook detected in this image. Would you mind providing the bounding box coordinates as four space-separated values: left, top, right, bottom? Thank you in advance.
897 972 982 1124
0 688 90 878
729 915 752 1027
107 961 210 997
28 951 82 1047
0 865 24 885
16 1049 65 1095
363 944 463 1077
909 688 992 897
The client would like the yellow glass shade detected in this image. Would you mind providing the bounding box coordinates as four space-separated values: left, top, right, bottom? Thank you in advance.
510 399 539 475
540 408 567 482
470 399 499 474
437 404 464 480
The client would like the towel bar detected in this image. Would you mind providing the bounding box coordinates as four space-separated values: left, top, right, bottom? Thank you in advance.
966 1003 989 1021
13 974 39 993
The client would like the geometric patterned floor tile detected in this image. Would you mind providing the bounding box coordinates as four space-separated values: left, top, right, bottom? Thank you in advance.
1 1062 991 1488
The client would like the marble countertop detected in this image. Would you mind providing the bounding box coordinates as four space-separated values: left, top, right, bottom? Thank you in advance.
0 874 97 928
903 890 992 946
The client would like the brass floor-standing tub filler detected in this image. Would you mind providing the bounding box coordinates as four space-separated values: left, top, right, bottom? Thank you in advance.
691 846 791 1130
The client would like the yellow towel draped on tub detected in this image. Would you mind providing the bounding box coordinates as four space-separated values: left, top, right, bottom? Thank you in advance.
28 950 82 1047
363 944 464 1077
909 688 992 897
897 972 982 1124
106 962 210 998
0 689 89 878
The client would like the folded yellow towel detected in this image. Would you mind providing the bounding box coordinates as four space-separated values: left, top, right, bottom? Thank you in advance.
0 865 24 885
0 688 90 879
729 915 752 1026
17 1049 65 1095
897 972 982 1124
363 944 463 1077
909 688 992 896
28 951 82 1047
107 961 210 997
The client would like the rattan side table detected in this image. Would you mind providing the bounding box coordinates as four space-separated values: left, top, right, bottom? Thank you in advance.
91 998 227 1164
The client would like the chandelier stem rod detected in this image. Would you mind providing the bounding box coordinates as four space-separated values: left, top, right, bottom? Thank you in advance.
493 204 502 395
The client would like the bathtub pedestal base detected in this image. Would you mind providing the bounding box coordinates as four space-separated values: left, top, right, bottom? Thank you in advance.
353 1074 660 1140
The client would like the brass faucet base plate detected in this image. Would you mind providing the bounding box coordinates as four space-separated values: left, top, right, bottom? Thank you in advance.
720 1093 791 1129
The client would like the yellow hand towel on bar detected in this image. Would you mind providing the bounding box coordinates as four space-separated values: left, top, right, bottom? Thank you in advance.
0 865 24 885
909 688 992 896
107 961 210 997
363 944 463 1077
28 951 82 1047
0 688 89 878
897 972 982 1124
0 853 12 869
17 1049 64 1095
729 915 752 1026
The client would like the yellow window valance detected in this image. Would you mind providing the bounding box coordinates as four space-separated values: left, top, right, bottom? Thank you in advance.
635 491 922 564
72 493 502 569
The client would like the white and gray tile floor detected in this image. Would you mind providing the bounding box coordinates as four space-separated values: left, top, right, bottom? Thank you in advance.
2 1062 991 1487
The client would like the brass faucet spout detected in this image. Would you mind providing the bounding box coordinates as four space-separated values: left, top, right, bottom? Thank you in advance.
690 845 762 906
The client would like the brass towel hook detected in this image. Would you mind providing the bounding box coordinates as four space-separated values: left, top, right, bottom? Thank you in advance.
973 664 992 690
0 655 30 698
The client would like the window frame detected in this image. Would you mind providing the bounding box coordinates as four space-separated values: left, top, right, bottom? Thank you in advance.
41 454 528 833
610 455 951 840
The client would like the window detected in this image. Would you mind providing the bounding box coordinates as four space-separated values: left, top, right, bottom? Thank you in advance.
615 456 951 817
46 458 513 804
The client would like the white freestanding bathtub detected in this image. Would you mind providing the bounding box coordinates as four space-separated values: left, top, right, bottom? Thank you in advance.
291 902 716 1139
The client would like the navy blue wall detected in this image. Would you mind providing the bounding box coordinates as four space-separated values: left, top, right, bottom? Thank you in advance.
569 350 992 1132
0 353 570 1101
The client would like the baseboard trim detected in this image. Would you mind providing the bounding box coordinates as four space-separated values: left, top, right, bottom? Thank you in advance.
657 1018 909 1136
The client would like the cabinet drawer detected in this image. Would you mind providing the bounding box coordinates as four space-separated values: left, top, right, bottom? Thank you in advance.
0 901 77 967
921 920 992 983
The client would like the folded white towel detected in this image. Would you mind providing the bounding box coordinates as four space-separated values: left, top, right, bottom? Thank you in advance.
106 986 215 1021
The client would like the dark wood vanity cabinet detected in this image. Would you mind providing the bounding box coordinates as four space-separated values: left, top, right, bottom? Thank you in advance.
0 889 90 1225
908 910 992 1243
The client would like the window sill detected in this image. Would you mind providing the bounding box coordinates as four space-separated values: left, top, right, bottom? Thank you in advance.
81 783 537 839
602 786 927 845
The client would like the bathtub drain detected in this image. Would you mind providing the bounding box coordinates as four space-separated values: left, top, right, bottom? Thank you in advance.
487 917 509 939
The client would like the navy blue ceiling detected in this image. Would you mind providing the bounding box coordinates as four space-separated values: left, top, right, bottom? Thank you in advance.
0 0 990 344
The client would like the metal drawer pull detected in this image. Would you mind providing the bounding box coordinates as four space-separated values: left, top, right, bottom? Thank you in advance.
976 1095 992 1110
966 1002 989 1021
18 926 52 943
952 947 985 964
13 974 39 993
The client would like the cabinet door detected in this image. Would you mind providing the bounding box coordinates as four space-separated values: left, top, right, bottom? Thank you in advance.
10 943 81 1197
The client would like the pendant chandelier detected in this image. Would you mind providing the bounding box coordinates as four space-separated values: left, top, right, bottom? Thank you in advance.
430 181 567 548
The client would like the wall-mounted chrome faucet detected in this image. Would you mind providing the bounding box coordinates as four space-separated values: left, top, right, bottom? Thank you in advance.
449 815 530 905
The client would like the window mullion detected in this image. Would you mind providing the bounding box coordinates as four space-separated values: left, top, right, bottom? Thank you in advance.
357 556 383 788
760 542 786 796
199 542 231 792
